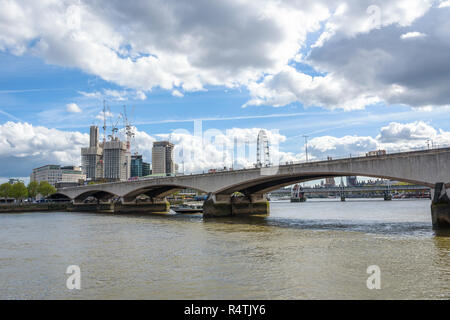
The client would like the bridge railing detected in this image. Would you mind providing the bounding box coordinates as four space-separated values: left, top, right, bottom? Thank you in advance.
239 144 450 171
141 144 450 178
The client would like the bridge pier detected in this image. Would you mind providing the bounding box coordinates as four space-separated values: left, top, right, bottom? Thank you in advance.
203 194 269 218
116 198 170 214
67 202 115 213
67 198 170 214
431 183 450 229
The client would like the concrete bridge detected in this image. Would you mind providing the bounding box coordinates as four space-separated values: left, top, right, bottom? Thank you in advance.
54 147 450 229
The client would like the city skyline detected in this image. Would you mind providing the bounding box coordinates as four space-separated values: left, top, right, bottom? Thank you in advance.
1 1 450 182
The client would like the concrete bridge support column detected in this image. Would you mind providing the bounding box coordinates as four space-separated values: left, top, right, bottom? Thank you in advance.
203 193 270 218
67 201 115 213
116 198 170 214
431 183 450 229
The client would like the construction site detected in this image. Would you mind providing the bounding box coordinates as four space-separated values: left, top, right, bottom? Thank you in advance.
81 102 137 183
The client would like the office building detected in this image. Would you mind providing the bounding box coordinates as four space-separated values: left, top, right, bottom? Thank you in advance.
61 166 85 183
131 154 143 178
131 155 152 178
152 141 175 175
30 165 85 187
81 126 103 181
143 162 151 176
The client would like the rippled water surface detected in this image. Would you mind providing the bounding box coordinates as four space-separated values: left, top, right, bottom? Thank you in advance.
0 199 449 299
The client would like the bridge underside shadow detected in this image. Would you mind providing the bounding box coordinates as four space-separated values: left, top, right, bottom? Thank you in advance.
66 185 208 215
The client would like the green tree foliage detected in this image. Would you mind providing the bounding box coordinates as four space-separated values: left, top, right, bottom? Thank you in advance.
37 181 57 197
27 181 39 199
0 183 12 199
10 182 28 201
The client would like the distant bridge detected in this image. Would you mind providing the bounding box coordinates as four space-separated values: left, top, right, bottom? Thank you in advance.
53 147 450 228
270 185 430 195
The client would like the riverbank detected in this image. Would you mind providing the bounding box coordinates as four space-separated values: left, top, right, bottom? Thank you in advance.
0 203 68 213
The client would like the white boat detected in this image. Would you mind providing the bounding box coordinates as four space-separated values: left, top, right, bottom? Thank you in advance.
172 202 203 214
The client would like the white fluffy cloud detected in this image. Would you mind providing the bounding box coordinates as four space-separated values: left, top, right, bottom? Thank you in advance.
243 66 381 110
400 31 427 39
0 0 327 93
1 1 447 110
157 127 296 173
243 1 450 110
307 121 450 159
438 0 450 8
0 121 88 177
66 102 82 113
1 120 449 179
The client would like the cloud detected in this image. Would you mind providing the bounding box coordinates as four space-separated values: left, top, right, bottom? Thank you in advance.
0 0 327 91
244 3 450 110
308 135 379 158
171 90 184 98
306 121 450 159
377 121 436 143
400 31 427 39
66 103 82 113
438 0 450 8
243 66 380 110
2 1 448 111
1 120 449 179
79 89 147 101
158 127 295 172
0 122 88 177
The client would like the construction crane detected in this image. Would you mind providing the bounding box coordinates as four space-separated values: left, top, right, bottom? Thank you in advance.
121 105 135 152
108 115 121 141
102 100 107 143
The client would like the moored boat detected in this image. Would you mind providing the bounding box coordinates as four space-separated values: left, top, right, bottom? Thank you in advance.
172 202 203 213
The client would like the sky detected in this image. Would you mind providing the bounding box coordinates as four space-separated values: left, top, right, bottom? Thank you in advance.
1 0 450 183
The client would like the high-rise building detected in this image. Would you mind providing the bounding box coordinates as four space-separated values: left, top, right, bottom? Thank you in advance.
152 141 175 175
131 154 143 177
81 126 103 181
103 138 131 181
30 165 85 187
131 155 152 178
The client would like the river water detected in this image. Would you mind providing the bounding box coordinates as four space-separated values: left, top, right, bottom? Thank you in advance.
0 199 449 299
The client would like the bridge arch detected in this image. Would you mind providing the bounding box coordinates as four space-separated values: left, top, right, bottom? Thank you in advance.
74 190 119 203
47 193 72 201
122 184 208 203
214 171 433 196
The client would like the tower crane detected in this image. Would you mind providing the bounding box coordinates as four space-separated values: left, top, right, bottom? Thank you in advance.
121 105 135 152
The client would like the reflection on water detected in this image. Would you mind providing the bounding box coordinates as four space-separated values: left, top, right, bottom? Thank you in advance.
0 199 449 299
